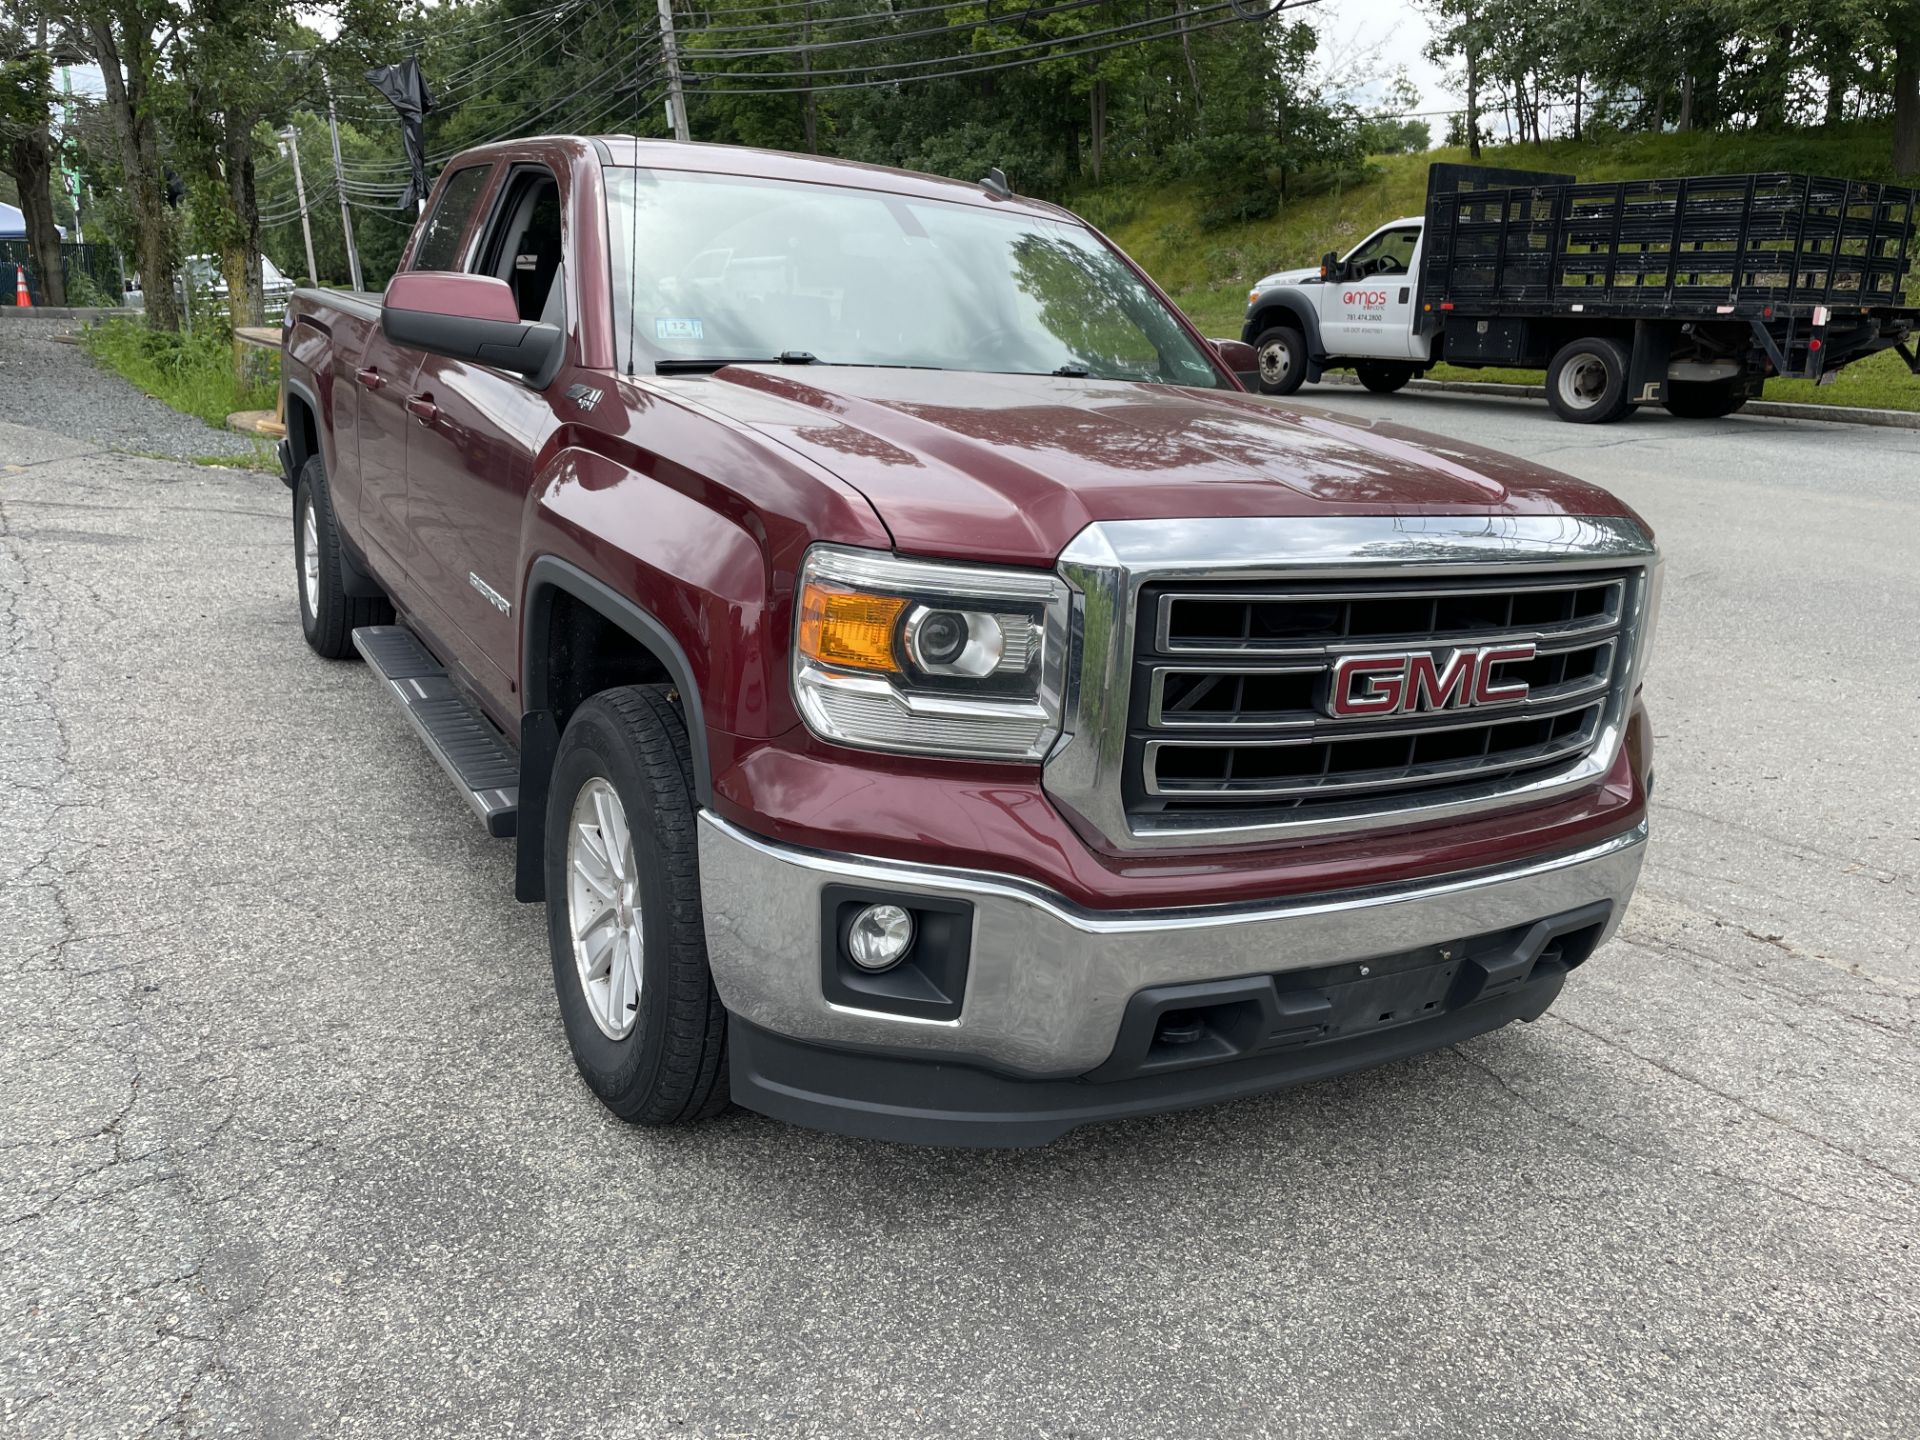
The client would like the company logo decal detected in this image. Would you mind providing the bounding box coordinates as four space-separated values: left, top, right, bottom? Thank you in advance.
1326 644 1536 718
1342 289 1390 309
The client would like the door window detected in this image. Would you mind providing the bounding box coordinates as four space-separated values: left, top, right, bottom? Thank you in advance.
1345 227 1419 278
474 169 565 326
411 166 492 271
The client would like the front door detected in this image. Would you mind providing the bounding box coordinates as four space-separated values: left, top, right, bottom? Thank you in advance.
404 164 569 723
1318 225 1422 360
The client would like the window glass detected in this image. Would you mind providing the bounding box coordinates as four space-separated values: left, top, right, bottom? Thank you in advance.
604 167 1223 387
411 166 491 272
1345 228 1419 277
476 173 564 324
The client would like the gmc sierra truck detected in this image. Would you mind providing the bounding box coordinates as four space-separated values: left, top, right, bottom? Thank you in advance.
279 137 1660 1147
1245 162 1919 423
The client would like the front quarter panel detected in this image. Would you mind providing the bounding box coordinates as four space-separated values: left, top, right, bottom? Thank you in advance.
521 377 894 742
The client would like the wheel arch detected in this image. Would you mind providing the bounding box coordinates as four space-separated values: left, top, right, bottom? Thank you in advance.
516 556 713 902
1243 291 1324 357
283 375 324 477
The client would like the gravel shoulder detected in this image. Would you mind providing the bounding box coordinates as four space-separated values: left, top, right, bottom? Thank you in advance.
0 315 263 463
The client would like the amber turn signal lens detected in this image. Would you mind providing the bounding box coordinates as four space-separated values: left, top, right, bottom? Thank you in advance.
798 582 906 673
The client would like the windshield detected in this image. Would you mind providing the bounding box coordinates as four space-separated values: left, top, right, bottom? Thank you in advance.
605 167 1223 387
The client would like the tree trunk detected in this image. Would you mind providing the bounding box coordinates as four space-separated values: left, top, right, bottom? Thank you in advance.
84 7 178 330
1465 42 1480 159
800 0 817 152
1678 73 1694 132
7 132 67 308
1573 74 1584 141
1173 0 1202 120
1896 33 1919 177
1098 80 1113 183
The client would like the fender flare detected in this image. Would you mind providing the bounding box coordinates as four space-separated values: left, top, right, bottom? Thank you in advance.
515 555 714 901
284 375 385 601
1243 290 1326 362
283 374 323 476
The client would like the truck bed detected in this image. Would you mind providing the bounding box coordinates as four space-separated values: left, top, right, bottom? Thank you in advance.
1418 164 1918 326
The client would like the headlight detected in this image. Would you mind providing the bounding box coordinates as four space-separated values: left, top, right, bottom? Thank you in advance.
792 545 1070 761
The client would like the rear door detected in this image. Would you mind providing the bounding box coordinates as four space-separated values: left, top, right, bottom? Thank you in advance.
403 161 569 721
1317 224 1423 360
357 162 492 576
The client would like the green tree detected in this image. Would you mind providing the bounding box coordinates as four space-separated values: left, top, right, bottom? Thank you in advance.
1 17 68 305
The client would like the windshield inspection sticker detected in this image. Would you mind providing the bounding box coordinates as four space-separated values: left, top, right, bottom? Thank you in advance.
655 317 704 341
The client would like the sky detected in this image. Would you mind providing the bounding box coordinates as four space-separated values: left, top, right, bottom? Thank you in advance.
1309 0 1454 118
52 0 1456 128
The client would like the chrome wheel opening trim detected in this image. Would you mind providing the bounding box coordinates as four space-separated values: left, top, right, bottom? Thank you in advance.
566 776 643 1041
299 494 320 616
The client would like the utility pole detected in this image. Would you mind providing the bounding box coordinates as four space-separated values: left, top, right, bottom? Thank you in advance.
323 69 365 291
655 0 690 142
279 128 319 286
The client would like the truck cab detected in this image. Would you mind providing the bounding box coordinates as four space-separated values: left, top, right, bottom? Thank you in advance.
1244 216 1430 394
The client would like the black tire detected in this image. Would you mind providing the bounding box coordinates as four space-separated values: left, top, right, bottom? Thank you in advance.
294 455 393 659
1356 362 1414 394
1545 337 1634 424
544 685 728 1127
1253 324 1308 396
1664 379 1750 419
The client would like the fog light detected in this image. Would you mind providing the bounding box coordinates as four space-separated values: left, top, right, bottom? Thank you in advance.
847 903 914 971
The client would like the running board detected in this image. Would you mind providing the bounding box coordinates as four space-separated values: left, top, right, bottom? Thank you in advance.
352 626 518 838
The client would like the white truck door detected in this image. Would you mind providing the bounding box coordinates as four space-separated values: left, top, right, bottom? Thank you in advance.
1316 223 1423 360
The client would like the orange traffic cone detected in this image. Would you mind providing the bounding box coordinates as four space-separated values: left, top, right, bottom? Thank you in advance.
13 265 30 308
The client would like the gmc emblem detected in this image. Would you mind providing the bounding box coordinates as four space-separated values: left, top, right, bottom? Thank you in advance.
1327 644 1536 718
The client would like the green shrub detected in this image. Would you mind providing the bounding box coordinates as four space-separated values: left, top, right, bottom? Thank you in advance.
82 317 278 429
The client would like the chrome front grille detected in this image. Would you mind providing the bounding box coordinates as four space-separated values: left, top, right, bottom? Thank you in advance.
1043 515 1661 852
1132 573 1630 817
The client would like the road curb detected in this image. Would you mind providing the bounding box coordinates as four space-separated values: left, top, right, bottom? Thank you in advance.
1 305 139 323
1314 373 1920 430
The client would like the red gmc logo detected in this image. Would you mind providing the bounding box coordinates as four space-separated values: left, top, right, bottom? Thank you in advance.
1327 645 1537 718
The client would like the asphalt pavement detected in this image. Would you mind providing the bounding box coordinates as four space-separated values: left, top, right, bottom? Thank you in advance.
2 385 1916 1439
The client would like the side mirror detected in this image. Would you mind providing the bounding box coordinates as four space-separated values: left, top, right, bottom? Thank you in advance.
1320 250 1342 282
382 271 563 387
1210 338 1258 383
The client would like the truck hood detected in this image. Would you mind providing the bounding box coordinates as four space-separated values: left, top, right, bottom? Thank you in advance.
655 365 1638 567
1254 265 1323 288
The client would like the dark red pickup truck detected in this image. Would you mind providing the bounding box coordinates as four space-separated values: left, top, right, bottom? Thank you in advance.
279 136 1660 1146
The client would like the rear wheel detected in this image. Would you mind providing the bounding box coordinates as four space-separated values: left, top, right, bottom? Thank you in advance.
1664 379 1750 419
294 455 392 659
1253 325 1308 397
1545 337 1634 424
1356 362 1415 394
545 685 728 1127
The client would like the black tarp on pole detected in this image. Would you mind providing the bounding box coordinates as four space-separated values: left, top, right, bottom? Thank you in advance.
365 58 435 212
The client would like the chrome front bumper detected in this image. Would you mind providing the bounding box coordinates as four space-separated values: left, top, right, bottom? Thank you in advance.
696 812 1648 1078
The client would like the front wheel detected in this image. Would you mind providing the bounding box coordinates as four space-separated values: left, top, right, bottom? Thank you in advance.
1356 362 1414 394
1253 325 1308 396
545 685 728 1127
1664 379 1750 419
1545 337 1635 424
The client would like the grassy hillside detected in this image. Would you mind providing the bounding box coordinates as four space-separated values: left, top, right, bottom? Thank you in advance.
1081 123 1919 411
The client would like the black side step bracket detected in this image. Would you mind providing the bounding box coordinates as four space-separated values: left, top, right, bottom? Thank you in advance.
353 625 518 838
